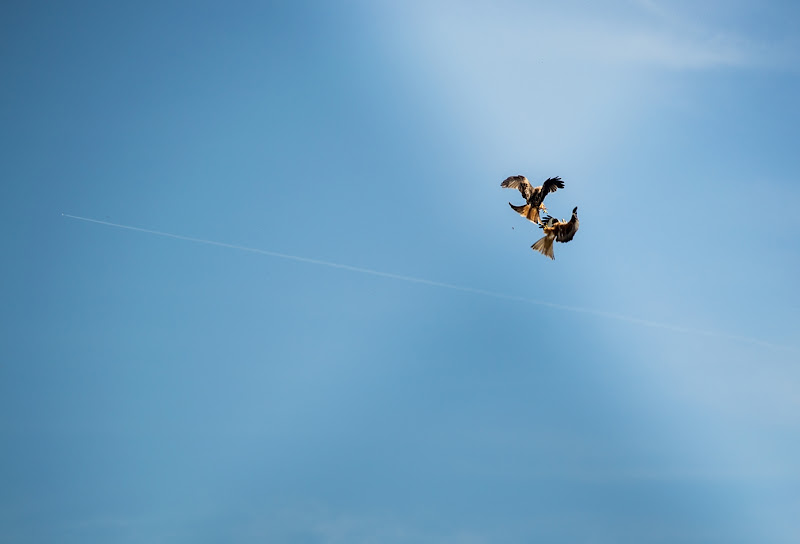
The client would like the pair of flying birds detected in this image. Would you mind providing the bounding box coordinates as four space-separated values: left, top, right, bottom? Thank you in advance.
501 175 579 259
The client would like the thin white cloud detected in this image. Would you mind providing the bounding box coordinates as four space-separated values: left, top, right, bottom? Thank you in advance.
365 1 790 171
375 1 796 75
562 24 750 68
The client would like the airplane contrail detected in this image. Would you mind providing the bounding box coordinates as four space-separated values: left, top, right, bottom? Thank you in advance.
61 213 796 353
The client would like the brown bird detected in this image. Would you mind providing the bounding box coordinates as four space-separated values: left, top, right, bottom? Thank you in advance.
531 207 579 259
500 175 564 225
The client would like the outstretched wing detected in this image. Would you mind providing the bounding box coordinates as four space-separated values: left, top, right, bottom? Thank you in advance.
528 176 563 208
555 217 579 243
541 176 564 196
500 175 534 201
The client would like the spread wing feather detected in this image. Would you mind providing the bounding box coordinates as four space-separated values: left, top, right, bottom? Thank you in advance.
541 176 565 196
500 175 534 201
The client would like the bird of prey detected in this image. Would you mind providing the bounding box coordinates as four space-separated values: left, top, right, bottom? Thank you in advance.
531 207 579 260
500 175 565 225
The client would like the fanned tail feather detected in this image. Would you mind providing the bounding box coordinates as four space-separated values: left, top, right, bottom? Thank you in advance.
508 202 541 224
531 235 555 259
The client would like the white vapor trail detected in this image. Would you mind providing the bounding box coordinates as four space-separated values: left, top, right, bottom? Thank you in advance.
62 213 795 353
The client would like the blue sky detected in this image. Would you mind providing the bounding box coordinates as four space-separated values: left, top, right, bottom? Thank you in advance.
1 1 799 542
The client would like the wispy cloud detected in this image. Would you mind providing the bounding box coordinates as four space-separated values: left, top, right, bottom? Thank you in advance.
376 0 795 73
367 0 794 169
554 24 752 69
235 503 491 544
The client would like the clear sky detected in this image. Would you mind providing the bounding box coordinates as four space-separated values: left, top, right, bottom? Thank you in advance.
2 1 799 542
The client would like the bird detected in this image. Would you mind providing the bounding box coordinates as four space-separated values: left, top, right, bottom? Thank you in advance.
500 175 564 225
531 207 579 259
